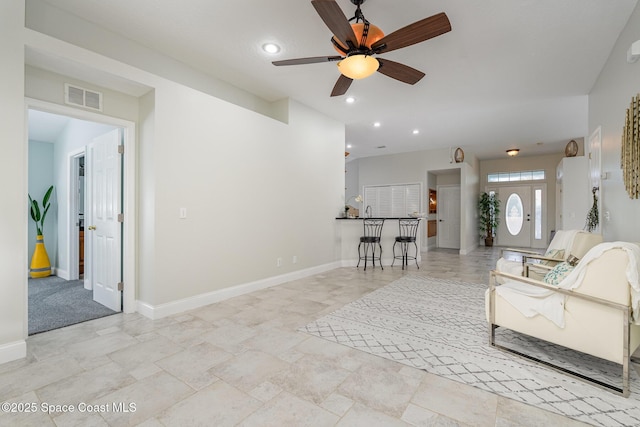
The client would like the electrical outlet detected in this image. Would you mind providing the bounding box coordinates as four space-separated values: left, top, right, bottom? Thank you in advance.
292 255 297 264
277 257 282 267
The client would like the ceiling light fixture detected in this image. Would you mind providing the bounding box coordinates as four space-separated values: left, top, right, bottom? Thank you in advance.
337 55 379 80
345 96 356 104
506 148 520 157
262 43 280 54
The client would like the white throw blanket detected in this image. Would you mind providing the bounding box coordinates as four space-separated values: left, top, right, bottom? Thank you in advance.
495 241 640 328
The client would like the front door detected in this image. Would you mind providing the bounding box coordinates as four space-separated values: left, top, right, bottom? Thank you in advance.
496 186 531 247
87 129 122 312
437 185 461 249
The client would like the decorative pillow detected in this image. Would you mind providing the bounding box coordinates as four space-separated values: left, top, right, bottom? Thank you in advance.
543 262 574 286
541 248 565 266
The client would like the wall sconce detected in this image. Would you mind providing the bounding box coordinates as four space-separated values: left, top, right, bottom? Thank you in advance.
506 148 520 157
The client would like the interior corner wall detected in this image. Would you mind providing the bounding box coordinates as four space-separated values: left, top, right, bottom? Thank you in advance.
140 84 344 307
460 162 480 255
588 2 640 242
138 90 156 304
0 0 27 362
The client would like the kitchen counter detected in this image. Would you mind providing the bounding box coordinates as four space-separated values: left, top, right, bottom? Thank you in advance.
335 217 423 267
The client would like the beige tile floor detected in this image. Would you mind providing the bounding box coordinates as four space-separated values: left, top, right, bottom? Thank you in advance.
0 248 603 426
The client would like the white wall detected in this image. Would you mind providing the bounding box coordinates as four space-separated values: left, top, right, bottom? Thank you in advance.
0 1 27 363
589 3 640 242
0 0 346 364
28 140 56 268
144 87 344 306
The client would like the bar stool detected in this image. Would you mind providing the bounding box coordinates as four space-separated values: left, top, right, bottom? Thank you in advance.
392 218 420 269
357 218 385 270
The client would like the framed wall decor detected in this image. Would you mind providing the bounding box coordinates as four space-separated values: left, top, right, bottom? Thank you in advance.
622 94 639 199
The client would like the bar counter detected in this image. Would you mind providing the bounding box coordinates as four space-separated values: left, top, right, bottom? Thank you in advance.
335 217 423 267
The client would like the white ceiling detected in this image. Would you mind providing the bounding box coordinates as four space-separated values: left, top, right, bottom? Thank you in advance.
31 0 638 160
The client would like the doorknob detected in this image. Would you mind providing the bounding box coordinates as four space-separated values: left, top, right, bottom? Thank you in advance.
88 225 97 231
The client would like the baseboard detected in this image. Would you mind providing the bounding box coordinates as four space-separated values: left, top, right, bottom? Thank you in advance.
55 268 68 280
0 340 26 365
460 242 478 255
136 262 342 320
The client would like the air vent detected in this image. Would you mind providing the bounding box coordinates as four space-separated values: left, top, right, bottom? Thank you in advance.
64 83 103 111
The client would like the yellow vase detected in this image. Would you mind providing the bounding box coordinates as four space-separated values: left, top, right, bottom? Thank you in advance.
30 234 51 278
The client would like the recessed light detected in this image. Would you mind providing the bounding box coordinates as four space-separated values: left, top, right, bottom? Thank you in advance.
412 129 419 135
346 144 352 148
373 122 381 127
345 96 356 104
262 43 280 54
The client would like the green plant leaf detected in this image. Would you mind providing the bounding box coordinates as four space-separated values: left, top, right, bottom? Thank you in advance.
43 185 54 207
30 199 41 223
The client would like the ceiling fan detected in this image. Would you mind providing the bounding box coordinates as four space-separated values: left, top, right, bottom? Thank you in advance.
272 0 451 97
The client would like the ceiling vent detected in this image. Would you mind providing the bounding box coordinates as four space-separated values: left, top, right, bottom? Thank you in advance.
64 83 103 111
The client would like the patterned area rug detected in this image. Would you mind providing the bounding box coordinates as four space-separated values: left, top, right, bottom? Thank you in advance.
301 275 640 426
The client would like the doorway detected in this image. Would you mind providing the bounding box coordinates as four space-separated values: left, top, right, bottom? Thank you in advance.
26 98 136 334
437 185 461 249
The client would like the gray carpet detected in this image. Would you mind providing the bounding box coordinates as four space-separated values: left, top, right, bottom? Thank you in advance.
29 276 117 335
302 275 640 427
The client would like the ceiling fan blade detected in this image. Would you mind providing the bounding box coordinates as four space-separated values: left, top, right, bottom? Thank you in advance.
273 56 343 66
372 12 451 54
311 0 358 49
331 74 353 97
376 58 425 85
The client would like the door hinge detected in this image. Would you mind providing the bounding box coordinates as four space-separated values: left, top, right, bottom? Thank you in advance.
118 145 124 154
117 282 124 291
118 213 124 223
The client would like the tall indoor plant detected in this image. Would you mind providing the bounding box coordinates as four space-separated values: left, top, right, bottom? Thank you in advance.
29 185 54 278
478 192 500 247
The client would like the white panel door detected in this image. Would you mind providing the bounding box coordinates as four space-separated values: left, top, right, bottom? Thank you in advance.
88 129 122 312
497 186 531 248
437 185 460 249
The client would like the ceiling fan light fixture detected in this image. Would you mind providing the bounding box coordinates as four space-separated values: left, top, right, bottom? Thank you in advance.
506 148 520 157
337 55 379 80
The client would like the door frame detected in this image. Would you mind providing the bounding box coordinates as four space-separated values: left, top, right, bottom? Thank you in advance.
25 98 137 313
68 148 85 282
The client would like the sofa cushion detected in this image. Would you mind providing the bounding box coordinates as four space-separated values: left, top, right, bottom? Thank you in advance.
541 248 565 266
543 262 574 285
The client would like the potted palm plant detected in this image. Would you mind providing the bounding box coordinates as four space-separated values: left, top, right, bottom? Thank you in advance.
29 185 54 278
478 192 500 247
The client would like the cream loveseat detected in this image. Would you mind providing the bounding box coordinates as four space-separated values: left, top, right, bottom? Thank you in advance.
487 242 640 396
